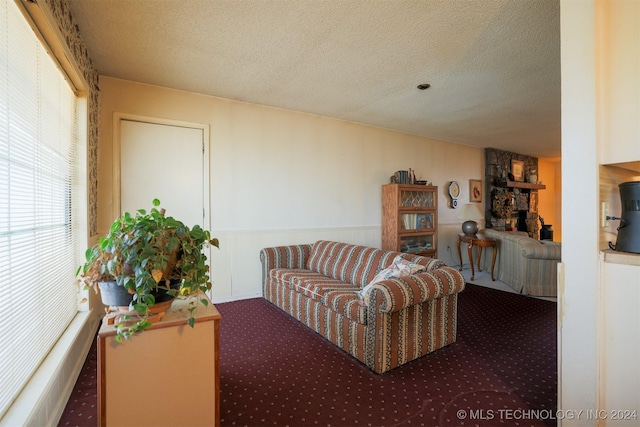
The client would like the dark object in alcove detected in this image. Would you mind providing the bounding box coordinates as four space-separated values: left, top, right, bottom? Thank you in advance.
608 181 640 254
517 210 528 232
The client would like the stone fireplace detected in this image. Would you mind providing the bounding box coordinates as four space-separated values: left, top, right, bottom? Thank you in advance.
484 148 545 239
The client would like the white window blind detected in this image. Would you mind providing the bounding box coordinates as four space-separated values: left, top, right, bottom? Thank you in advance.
0 0 80 417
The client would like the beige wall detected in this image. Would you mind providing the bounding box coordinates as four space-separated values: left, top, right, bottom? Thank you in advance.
99 77 484 301
561 0 600 421
597 0 640 165
561 0 640 421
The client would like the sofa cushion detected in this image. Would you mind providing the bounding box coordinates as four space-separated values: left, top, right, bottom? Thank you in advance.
307 240 442 287
269 268 366 323
322 290 367 324
269 269 323 292
270 268 342 299
307 241 395 287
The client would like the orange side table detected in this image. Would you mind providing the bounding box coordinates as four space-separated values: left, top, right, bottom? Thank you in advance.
97 297 221 426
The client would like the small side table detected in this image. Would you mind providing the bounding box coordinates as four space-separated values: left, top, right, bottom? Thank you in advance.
98 297 221 426
457 233 498 281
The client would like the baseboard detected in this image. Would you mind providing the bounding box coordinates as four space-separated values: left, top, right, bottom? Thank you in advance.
212 292 262 304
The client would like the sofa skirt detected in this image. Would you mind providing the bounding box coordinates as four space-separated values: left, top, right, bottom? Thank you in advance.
265 278 458 373
266 278 368 364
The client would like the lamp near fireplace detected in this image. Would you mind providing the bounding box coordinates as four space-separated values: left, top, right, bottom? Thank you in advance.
457 203 483 236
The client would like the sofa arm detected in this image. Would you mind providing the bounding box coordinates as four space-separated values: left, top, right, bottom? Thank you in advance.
521 241 561 260
369 266 465 313
260 244 313 286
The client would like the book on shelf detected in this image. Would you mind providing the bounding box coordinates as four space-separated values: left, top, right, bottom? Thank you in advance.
403 214 433 230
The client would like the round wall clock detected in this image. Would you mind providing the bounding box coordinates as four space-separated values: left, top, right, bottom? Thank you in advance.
448 181 460 208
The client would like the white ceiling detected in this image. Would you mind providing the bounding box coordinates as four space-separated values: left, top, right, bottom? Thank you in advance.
67 0 561 158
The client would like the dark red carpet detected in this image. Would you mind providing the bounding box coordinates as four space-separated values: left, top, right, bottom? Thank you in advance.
58 284 556 427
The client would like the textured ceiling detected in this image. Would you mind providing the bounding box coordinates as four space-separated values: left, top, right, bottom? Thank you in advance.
67 0 561 158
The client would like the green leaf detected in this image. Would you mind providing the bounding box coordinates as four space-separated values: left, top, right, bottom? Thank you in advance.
153 198 161 207
135 275 146 289
100 237 109 250
138 320 153 330
143 293 155 306
188 317 195 328
200 298 209 307
192 228 206 241
165 217 180 228
85 247 94 260
168 236 179 249
134 303 147 313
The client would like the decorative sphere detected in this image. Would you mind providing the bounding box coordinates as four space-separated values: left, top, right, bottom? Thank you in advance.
462 220 479 236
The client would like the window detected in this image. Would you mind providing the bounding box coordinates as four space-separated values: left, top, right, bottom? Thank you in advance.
0 1 82 417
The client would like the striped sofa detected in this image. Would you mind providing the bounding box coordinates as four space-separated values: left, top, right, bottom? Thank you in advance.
260 240 465 373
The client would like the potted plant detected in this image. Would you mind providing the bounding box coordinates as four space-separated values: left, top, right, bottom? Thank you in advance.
77 199 219 342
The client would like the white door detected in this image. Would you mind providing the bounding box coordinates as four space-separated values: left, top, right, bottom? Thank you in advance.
120 119 206 228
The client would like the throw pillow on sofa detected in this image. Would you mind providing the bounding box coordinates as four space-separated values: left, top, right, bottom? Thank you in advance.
358 255 426 306
390 255 428 274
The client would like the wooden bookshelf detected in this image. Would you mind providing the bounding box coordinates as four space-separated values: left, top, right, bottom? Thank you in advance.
382 184 438 258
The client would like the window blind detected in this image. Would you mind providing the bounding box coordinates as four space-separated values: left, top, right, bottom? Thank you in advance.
0 0 80 417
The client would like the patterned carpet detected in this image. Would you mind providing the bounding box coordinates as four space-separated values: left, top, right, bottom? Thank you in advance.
58 284 556 426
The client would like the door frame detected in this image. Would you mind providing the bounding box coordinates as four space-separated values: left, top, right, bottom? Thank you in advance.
112 112 210 230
